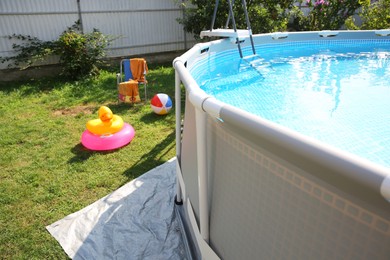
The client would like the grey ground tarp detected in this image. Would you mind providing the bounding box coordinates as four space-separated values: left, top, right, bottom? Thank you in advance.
47 158 191 259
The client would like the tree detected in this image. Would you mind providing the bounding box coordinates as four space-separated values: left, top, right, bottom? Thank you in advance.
177 0 366 36
300 0 362 31
177 0 296 39
346 0 390 30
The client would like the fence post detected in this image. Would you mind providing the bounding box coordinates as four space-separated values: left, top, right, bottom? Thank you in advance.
77 0 84 33
181 0 187 50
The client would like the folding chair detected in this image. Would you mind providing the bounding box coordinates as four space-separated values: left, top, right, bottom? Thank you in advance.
117 58 148 103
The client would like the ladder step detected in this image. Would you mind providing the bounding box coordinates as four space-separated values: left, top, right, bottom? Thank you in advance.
200 29 249 39
243 54 266 66
242 54 273 77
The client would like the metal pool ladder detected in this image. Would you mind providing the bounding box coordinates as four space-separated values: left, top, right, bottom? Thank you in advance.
200 0 256 58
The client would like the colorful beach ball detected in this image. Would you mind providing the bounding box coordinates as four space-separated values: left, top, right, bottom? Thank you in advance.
150 93 172 115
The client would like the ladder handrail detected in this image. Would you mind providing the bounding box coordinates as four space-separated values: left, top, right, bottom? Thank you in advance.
227 0 243 58
241 0 256 55
209 0 255 58
225 0 235 29
210 0 220 31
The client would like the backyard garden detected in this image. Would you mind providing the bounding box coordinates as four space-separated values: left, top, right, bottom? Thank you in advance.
0 63 178 259
1 0 389 258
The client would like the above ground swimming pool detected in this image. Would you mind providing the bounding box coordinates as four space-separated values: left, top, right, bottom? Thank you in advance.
191 39 390 169
174 31 390 259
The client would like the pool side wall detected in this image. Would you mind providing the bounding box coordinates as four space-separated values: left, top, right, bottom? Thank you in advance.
174 30 390 259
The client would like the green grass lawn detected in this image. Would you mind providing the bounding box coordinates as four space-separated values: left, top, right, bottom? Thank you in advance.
0 63 179 259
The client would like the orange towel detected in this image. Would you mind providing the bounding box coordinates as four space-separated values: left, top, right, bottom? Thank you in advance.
119 81 141 103
130 58 148 83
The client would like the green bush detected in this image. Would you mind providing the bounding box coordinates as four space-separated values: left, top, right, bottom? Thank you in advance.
346 0 390 30
0 21 112 79
57 24 110 79
292 0 362 31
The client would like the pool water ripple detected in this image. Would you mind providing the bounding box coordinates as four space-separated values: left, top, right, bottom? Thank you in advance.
191 40 390 168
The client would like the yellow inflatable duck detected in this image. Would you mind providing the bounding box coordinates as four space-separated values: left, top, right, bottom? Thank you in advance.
86 106 124 135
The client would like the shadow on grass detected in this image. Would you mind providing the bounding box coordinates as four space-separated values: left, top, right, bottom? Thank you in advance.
68 129 175 181
68 142 120 164
122 131 175 182
68 143 95 163
0 76 68 95
0 70 118 104
103 101 148 115
60 75 118 105
139 110 176 124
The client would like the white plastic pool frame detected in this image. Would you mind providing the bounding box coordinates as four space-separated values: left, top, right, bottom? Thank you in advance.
174 30 390 259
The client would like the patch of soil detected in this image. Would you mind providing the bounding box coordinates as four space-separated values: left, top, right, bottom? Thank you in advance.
53 105 95 116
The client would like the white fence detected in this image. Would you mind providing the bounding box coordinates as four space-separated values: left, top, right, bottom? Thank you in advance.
0 0 196 70
0 0 367 71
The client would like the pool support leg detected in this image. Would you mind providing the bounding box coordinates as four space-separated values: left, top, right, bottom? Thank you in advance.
195 108 210 243
175 70 183 204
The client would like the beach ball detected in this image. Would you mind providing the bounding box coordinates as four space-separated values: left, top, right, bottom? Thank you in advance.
150 93 172 115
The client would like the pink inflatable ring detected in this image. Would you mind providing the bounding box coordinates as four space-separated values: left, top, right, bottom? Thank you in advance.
81 123 135 151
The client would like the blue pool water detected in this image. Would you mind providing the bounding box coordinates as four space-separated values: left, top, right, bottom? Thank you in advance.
191 40 390 168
